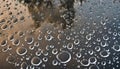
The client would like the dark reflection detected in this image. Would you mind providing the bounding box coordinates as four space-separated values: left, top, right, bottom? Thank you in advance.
18 0 84 29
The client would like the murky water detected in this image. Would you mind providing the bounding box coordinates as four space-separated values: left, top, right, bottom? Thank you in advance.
0 0 120 69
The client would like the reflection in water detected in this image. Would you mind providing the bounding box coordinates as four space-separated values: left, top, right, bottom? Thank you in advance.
18 0 85 29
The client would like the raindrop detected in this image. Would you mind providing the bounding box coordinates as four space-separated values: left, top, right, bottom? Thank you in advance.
88 57 97 64
29 45 35 50
52 59 58 66
67 43 73 50
52 48 58 55
16 47 27 56
56 51 71 63
18 31 24 37
74 39 80 45
25 36 34 44
95 46 101 52
31 56 42 66
45 35 54 41
35 50 42 56
6 55 15 64
20 62 28 69
101 61 106 66
80 59 90 66
86 34 92 40
1 24 8 30
8 34 14 41
0 39 7 46
100 50 110 58
89 65 99 69
43 57 48 62
76 52 81 58
103 35 109 40
12 39 20 46
112 44 120 52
